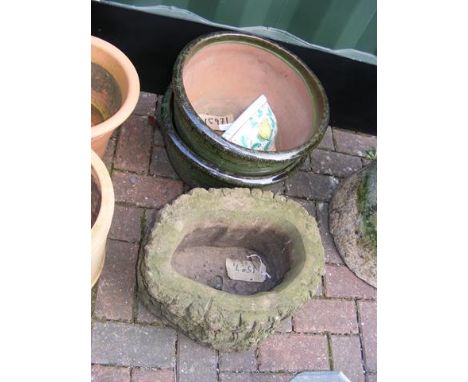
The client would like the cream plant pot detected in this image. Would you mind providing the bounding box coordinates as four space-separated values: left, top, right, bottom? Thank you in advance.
91 150 115 287
91 36 140 158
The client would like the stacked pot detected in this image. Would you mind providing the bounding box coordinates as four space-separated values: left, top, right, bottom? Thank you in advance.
159 32 330 188
91 36 140 286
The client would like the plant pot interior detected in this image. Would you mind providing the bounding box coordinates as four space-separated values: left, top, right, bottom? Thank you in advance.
182 42 315 151
91 173 101 228
91 62 122 126
171 225 293 295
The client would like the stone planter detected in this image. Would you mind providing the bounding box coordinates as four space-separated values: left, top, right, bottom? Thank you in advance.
91 150 115 287
92 36 140 158
172 32 329 176
329 161 377 287
159 88 301 188
138 188 324 351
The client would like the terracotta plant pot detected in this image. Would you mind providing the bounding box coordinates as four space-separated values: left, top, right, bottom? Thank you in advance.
91 36 140 158
138 188 324 351
91 150 115 287
172 32 329 176
159 88 301 188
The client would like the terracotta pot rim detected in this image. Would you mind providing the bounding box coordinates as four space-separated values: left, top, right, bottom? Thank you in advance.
91 36 140 139
91 149 115 287
172 31 329 160
161 88 301 187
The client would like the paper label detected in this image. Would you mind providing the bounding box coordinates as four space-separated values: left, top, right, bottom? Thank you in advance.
222 95 277 151
226 258 267 283
199 113 234 131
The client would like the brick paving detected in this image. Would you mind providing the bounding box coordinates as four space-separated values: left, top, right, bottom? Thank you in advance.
292 299 358 334
91 92 377 381
92 365 130 382
219 349 257 372
132 368 175 382
258 334 329 372
330 336 365 382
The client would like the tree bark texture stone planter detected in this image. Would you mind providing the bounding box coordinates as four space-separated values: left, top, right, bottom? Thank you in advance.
159 88 301 188
329 161 377 287
91 150 115 287
92 36 140 158
172 32 329 176
138 188 325 351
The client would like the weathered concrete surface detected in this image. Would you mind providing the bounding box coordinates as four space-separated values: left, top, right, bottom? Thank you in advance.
138 188 325 351
329 161 377 287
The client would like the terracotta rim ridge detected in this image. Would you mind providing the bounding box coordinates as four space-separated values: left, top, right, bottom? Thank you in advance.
91 149 115 287
173 32 329 159
91 36 140 138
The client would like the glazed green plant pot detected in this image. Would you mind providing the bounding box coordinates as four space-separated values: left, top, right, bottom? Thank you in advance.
172 32 329 176
159 88 302 188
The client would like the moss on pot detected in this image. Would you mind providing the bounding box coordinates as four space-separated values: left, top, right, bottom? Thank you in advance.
138 188 324 351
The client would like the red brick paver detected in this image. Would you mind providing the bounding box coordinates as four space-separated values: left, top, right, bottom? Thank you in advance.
92 321 176 368
92 365 130 382
285 172 339 201
293 299 358 334
177 335 217 382
324 265 376 299
219 373 293 382
258 334 329 372
136 300 165 325
94 240 139 321
114 115 153 174
333 129 376 157
219 349 257 372
311 149 362 178
113 172 183 209
358 301 377 373
331 335 365 382
317 126 335 150
153 123 165 147
150 146 179 179
109 205 144 243
134 92 157 116
131 368 174 382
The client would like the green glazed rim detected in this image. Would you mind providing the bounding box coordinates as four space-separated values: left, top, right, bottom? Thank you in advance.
160 87 303 187
172 31 330 163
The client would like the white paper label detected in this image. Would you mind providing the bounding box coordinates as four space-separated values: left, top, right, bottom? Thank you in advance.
221 95 277 151
226 257 268 283
199 113 234 131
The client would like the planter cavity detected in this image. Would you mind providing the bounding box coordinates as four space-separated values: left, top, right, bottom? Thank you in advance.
91 150 115 287
91 36 140 158
170 32 329 180
138 188 325 351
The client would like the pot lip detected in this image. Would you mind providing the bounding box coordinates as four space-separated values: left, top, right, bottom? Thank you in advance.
160 88 301 187
91 149 115 241
172 31 330 161
91 36 140 138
